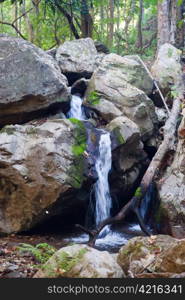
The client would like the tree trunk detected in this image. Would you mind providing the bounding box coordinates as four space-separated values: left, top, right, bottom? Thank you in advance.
81 0 93 38
21 0 34 42
13 0 18 36
100 3 104 40
55 1 80 39
157 0 177 50
108 0 114 48
124 0 136 51
136 0 143 51
176 0 185 49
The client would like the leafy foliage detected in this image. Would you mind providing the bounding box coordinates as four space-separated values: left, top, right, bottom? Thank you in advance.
0 0 184 56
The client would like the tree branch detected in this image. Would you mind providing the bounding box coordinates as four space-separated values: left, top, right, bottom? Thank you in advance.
55 1 80 39
0 20 26 40
0 7 34 40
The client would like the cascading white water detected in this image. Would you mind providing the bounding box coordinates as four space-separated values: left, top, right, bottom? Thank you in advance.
68 94 113 238
68 95 86 120
94 131 112 235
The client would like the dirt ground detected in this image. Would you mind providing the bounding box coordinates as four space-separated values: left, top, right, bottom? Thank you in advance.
0 234 68 278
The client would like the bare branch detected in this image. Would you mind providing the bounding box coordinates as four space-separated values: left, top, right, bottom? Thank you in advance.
0 20 26 40
0 7 34 40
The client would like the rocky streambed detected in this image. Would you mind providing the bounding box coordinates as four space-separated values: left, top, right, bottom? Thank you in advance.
1 35 185 278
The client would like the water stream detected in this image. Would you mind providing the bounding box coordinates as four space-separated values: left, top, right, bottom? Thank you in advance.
94 131 112 236
67 94 144 250
68 95 113 230
67 94 86 120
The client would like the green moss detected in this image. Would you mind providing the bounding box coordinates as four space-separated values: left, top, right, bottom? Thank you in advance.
57 248 88 272
68 118 87 188
167 48 173 58
87 91 101 105
41 248 88 277
69 157 85 189
17 243 56 264
69 118 86 156
134 187 142 198
113 127 125 145
155 203 167 224
0 125 15 135
121 241 143 257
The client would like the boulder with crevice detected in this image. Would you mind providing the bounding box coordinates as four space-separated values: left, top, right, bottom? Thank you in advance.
0 119 87 234
34 244 124 278
117 235 185 277
56 38 98 85
0 36 69 126
71 78 89 97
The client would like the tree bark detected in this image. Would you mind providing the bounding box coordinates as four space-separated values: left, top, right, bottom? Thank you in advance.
157 0 177 50
81 0 93 38
136 0 143 51
55 1 80 39
176 0 185 49
21 0 34 43
108 0 114 48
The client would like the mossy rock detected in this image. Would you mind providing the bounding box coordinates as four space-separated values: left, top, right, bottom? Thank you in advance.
112 127 125 145
34 244 124 278
87 90 101 105
68 118 87 188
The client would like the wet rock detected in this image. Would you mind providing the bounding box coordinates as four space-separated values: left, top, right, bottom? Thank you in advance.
0 119 87 234
151 43 183 92
107 116 140 147
90 98 122 122
34 244 124 278
0 36 69 126
85 54 157 140
71 78 89 97
108 117 147 201
117 235 185 276
155 107 168 124
56 38 97 85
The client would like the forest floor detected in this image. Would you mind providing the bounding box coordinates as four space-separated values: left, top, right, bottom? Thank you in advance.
0 234 67 278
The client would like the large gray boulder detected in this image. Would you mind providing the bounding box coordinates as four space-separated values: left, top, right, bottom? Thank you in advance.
0 36 69 126
117 235 185 277
151 43 183 92
34 244 124 278
0 119 87 234
85 54 157 140
56 38 98 84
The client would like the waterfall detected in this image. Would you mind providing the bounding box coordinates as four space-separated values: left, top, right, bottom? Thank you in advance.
68 95 86 120
94 131 112 235
67 94 113 237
